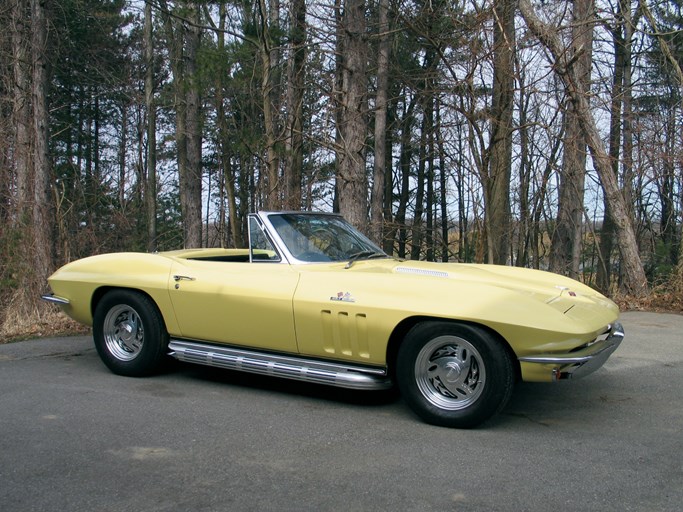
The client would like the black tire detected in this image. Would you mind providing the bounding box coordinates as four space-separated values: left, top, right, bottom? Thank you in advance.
93 289 169 377
396 321 514 428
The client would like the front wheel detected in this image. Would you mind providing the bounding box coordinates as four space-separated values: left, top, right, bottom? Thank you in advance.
396 322 515 428
93 290 168 377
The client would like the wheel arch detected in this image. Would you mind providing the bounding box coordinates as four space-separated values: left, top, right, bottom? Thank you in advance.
91 286 169 331
385 316 521 382
91 286 171 377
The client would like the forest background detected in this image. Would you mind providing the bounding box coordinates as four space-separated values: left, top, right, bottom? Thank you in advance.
1 0 682 340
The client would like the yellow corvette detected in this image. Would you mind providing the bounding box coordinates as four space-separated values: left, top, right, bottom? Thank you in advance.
43 211 623 428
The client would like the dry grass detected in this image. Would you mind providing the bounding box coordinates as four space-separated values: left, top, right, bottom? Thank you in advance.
0 288 90 344
614 291 683 315
0 309 89 343
613 267 683 315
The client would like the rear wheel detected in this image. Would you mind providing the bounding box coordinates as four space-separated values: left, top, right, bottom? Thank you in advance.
396 321 514 428
93 290 168 377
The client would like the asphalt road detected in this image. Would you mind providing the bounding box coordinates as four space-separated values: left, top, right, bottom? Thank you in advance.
1 311 681 512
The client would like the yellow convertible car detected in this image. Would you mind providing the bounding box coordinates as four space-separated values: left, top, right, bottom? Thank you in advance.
43 211 623 428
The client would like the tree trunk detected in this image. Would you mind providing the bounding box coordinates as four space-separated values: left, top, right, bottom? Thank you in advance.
436 105 449 262
598 0 632 292
549 0 594 279
183 5 203 248
212 4 243 248
118 101 127 207
259 0 281 209
411 116 427 260
455 121 469 262
394 94 415 258
485 0 515 265
516 69 531 267
519 0 648 296
284 0 306 210
369 0 390 244
412 44 437 261
144 1 157 252
159 0 202 248
31 0 53 285
11 0 31 224
336 0 368 230
425 124 434 262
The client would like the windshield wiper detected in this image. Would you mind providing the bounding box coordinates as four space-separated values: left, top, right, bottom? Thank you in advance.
345 250 387 269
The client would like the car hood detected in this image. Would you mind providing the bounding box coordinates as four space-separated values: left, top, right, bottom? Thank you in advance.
352 258 618 319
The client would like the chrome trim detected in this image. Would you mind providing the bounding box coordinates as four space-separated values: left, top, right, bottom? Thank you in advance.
252 211 294 263
168 339 393 391
254 211 341 265
395 267 449 278
248 214 284 264
254 211 389 266
41 294 70 305
519 323 624 380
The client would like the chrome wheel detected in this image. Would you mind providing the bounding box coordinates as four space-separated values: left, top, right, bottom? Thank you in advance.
396 321 514 428
94 290 168 376
102 304 144 361
414 335 486 410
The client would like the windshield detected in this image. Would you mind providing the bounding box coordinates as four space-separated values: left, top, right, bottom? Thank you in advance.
268 213 387 263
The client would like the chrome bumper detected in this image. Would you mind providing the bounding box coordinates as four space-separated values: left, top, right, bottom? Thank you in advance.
519 323 624 381
41 294 70 305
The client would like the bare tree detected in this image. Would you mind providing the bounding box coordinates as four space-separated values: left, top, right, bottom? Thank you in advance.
369 0 390 243
393 92 415 258
211 3 244 248
336 0 369 230
11 0 30 223
640 0 683 286
144 1 157 252
485 0 516 265
284 0 306 210
30 0 53 285
597 0 636 292
519 0 648 296
258 0 282 209
183 4 203 248
548 0 594 279
159 0 203 248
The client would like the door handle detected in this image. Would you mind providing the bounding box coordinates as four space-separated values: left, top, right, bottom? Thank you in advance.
173 275 196 282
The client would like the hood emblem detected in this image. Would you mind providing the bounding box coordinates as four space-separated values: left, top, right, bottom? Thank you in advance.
330 291 356 303
556 285 577 297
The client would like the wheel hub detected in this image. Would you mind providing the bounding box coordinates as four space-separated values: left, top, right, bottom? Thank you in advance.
103 305 144 361
444 360 464 383
118 321 134 340
415 335 486 410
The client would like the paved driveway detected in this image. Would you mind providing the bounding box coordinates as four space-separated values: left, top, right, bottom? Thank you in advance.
1 311 681 511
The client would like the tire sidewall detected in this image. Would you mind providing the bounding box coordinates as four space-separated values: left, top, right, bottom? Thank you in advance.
396 321 514 428
93 290 168 377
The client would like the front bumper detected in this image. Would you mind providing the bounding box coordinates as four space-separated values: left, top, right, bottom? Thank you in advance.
518 323 624 382
41 293 70 305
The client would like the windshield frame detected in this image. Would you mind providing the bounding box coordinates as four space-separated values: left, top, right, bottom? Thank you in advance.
253 211 388 265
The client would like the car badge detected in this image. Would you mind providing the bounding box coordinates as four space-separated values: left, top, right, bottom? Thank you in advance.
556 285 577 297
330 291 356 303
